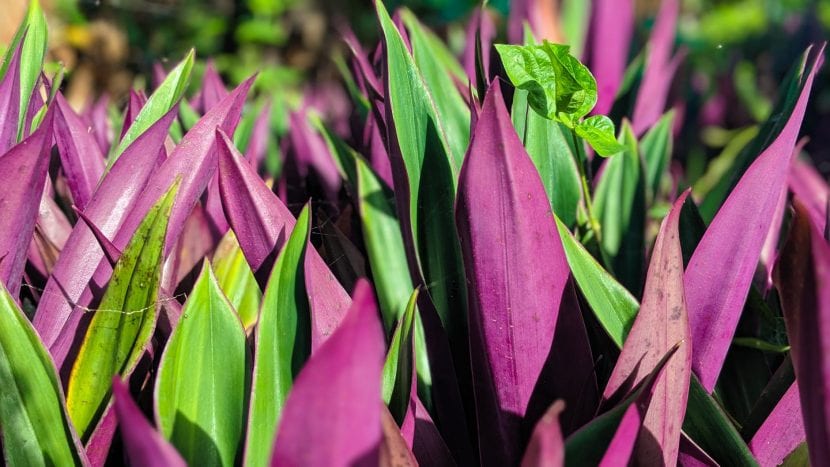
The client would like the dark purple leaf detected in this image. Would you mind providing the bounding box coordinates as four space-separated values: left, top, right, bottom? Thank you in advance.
0 104 53 297
455 80 570 465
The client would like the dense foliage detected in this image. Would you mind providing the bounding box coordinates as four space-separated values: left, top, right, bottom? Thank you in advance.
0 0 827 466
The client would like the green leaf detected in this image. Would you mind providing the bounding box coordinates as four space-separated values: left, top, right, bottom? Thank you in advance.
402 9 470 167
109 50 195 166
555 215 638 346
512 89 582 227
213 231 262 330
156 262 248 467
0 0 47 140
377 0 467 343
382 288 418 423
245 204 311 467
575 115 626 156
0 282 84 466
355 155 432 405
496 41 598 126
593 120 646 294
640 110 675 200
66 180 180 440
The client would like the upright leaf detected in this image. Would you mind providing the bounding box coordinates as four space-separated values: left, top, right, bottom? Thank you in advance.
54 93 106 210
789 158 829 234
602 192 692 466
455 81 570 465
213 231 262 330
0 105 53 297
271 279 385 466
109 50 194 165
112 379 186 467
640 110 675 200
66 181 179 440
382 289 418 423
588 0 634 116
401 9 470 166
684 47 820 392
0 40 22 153
0 282 85 466
216 129 350 345
377 0 467 352
155 262 248 467
593 120 646 294
521 401 566 467
245 204 311 467
748 383 805 467
775 200 830 467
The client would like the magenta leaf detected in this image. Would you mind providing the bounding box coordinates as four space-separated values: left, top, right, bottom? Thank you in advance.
588 0 634 116
54 93 106 211
631 0 681 135
0 104 53 297
603 191 692 466
521 401 565 467
271 279 384 466
748 382 805 467
216 128 351 345
112 379 186 467
684 45 822 392
455 80 570 465
775 199 830 466
789 158 829 234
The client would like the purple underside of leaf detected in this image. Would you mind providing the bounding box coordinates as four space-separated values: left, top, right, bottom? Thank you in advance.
364 113 395 189
749 382 805 467
84 95 112 155
120 89 147 141
245 98 272 168
0 38 22 154
589 0 634 116
54 93 106 211
216 128 351 345
0 105 54 297
521 400 565 467
462 7 495 85
288 110 342 201
597 402 643 467
455 80 570 465
112 378 186 467
343 25 384 99
603 191 692 466
200 59 230 113
631 0 680 135
271 279 384 467
35 78 252 372
789 158 829 234
33 106 178 369
775 198 830 467
684 45 822 392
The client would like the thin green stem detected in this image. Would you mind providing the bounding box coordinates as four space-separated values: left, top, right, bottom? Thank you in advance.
570 128 602 243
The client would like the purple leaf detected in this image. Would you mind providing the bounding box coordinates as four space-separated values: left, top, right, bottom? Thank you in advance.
199 59 229 113
678 435 718 467
287 110 342 202
71 205 122 266
28 192 72 277
84 95 112 155
597 402 643 467
342 25 384 100
631 0 681 135
216 128 351 345
111 378 186 467
588 0 634 116
271 279 384 467
462 7 496 88
507 0 562 45
749 382 805 467
119 89 147 141
54 93 105 211
454 81 570 465
521 401 565 467
602 191 692 466
33 105 179 369
775 198 830 466
0 39 22 153
683 46 822 392
380 406 418 467
0 104 54 297
789 157 828 234
244 98 272 169
412 397 455 466
363 113 394 189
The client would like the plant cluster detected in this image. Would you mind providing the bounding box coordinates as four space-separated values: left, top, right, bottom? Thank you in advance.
0 0 827 466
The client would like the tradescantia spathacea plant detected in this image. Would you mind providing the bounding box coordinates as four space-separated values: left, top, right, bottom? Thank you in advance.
0 0 827 465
